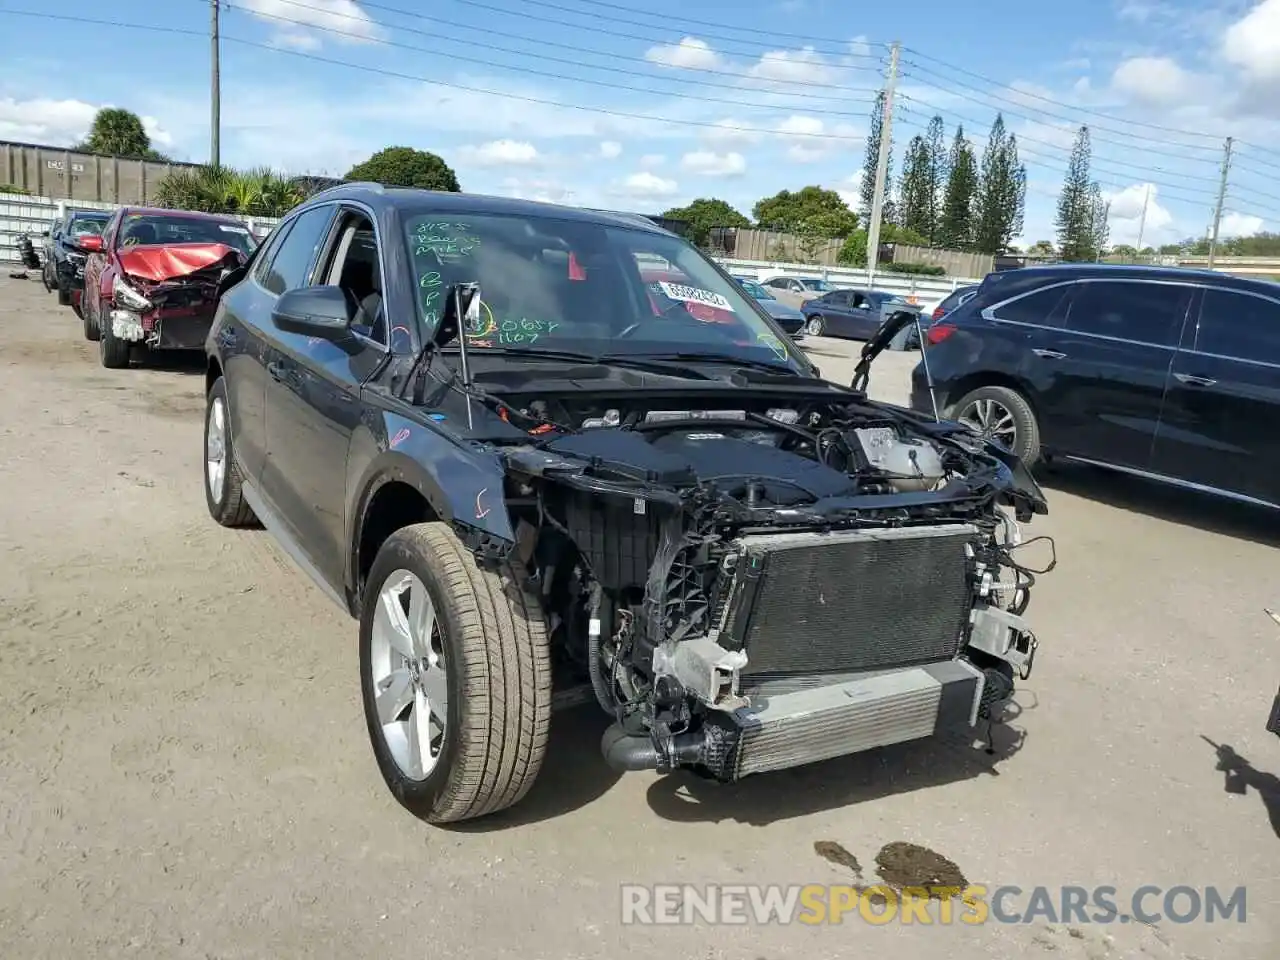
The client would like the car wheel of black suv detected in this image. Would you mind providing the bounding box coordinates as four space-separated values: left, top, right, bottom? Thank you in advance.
42 263 55 292
203 376 257 527
360 523 552 824
56 279 72 306
952 384 1041 466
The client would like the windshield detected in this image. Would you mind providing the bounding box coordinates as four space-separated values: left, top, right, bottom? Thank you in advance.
117 214 258 256
403 211 800 369
801 279 834 291
738 278 775 300
68 216 108 237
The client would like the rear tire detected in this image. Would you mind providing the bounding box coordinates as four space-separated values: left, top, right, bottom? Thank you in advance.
82 298 100 341
952 384 1041 466
98 314 131 368
57 280 71 306
806 314 826 336
203 376 257 527
360 523 552 824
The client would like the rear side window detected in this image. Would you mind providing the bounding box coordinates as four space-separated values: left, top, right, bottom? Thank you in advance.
989 284 1073 327
1195 288 1280 364
261 205 334 296
1064 280 1191 348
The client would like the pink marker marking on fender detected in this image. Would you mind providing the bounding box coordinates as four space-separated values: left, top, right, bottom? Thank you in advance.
389 427 410 448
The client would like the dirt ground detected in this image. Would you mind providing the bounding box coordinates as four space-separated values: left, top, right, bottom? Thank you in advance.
1 274 1278 959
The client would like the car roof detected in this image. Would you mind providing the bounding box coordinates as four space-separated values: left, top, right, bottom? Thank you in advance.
992 262 1280 297
67 208 110 218
119 206 248 224
303 183 673 236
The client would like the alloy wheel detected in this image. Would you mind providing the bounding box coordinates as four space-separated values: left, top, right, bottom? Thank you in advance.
958 397 1018 448
369 570 449 781
806 315 825 335
206 395 227 504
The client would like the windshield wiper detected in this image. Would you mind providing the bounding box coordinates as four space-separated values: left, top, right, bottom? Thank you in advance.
632 351 805 379
443 345 715 380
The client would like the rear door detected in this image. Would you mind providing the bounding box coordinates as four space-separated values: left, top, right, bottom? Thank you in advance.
1150 285 1280 504
984 278 1194 469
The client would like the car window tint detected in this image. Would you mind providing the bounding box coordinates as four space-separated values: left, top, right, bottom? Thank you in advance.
252 219 295 286
1196 288 1280 363
990 284 1073 327
1064 281 1190 347
262 206 333 295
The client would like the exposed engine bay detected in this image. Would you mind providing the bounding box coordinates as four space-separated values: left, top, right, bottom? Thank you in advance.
476 384 1056 782
109 244 247 349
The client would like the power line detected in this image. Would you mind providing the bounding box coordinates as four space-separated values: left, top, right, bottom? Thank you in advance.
220 0 883 115
0 10 869 142
901 46 1225 144
258 0 886 98
898 62 1224 161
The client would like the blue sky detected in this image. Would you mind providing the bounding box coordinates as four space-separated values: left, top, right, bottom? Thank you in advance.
3 0 1280 248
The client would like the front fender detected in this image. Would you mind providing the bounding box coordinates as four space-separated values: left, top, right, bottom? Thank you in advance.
345 410 516 591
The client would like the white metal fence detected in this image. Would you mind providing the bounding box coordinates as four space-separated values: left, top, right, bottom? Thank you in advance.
2 190 980 302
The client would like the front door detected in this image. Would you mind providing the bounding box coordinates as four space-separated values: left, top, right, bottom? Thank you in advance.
1150 285 1280 504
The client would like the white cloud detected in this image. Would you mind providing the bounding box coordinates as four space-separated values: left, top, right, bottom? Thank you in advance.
747 47 835 84
597 140 622 159
1219 211 1266 237
773 115 859 163
644 37 719 70
834 170 864 211
615 171 679 199
458 139 540 166
1110 56 1194 107
702 118 764 146
238 0 385 43
1222 0 1280 84
0 97 174 151
1102 182 1174 245
680 150 746 176
639 153 665 167
777 115 824 137
272 32 323 51
498 176 573 204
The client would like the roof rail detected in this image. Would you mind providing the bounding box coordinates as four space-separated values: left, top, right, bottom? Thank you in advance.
307 180 387 200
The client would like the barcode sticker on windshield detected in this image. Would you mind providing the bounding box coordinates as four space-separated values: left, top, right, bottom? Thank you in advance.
656 281 735 312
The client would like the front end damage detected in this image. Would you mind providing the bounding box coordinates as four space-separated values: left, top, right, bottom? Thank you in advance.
109 244 246 350
483 386 1054 784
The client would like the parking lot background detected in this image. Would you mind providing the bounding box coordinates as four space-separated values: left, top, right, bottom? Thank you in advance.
1 276 1276 959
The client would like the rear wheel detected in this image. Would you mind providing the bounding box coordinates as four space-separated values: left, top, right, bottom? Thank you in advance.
56 280 71 306
82 294 100 341
360 523 551 823
952 384 1041 466
806 314 826 336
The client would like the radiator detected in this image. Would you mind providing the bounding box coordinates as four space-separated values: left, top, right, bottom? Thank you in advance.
713 523 978 680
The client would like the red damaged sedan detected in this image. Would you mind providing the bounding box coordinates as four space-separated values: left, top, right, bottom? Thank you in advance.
81 207 257 368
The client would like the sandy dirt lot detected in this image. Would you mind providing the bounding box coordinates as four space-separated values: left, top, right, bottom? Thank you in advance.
1 274 1278 959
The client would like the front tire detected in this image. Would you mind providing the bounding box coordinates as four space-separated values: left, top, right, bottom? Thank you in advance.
360 524 551 824
98 313 131 368
952 384 1041 466
203 376 256 527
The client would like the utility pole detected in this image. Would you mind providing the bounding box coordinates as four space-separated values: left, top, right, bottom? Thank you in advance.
211 0 221 167
1207 136 1233 269
865 41 900 287
1134 184 1151 253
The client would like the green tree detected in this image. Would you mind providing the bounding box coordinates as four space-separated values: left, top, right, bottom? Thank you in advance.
925 114 947 243
155 165 304 217
973 115 1025 255
1089 182 1110 259
897 135 934 242
660 197 750 247
345 147 460 191
1027 239 1056 256
1055 126 1097 261
752 186 858 237
75 107 167 160
938 126 978 250
858 92 894 224
835 222 927 268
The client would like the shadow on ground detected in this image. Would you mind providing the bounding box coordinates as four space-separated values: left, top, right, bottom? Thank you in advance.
1202 735 1280 840
1038 460 1280 548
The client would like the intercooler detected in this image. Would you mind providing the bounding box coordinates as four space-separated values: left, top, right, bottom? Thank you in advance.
712 524 978 682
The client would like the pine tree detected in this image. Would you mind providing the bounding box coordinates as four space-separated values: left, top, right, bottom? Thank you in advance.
925 115 947 243
1089 182 1110 259
898 135 933 240
1056 126 1095 261
858 92 893 224
938 126 978 249
972 115 1024 254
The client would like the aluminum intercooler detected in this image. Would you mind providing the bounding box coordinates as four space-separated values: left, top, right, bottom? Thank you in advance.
712 524 978 681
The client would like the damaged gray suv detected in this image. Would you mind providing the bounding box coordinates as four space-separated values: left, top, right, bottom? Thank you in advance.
203 183 1054 823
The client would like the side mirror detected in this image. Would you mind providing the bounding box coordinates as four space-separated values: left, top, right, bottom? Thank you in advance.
77 234 103 252
215 263 249 300
271 285 354 338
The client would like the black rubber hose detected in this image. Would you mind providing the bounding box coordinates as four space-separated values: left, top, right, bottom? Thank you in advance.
587 587 618 714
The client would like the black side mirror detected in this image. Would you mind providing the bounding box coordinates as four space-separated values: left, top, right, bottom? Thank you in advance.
271 285 355 338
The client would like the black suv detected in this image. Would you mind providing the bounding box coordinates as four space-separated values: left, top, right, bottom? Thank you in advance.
203 183 1049 823
41 208 111 311
910 263 1280 508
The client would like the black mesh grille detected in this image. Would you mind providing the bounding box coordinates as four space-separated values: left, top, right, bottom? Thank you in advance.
721 526 975 678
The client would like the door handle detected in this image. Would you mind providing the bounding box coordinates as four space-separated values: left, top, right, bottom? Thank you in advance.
267 360 286 382
1174 373 1216 387
1032 348 1067 359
